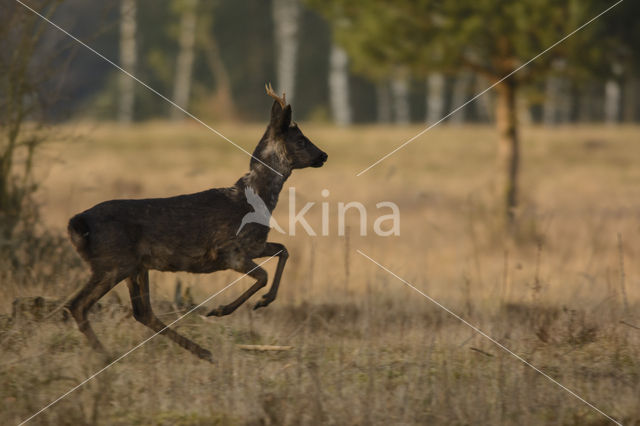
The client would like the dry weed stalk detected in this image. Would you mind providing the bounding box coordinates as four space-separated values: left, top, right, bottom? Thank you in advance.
617 233 629 316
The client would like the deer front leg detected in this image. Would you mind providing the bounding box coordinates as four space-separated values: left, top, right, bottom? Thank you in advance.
252 242 288 311
207 259 268 317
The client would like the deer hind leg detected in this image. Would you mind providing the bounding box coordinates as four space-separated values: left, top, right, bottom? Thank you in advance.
253 242 288 311
207 259 268 317
127 270 213 363
68 271 123 356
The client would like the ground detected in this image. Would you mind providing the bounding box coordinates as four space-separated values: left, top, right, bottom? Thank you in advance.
1 123 639 425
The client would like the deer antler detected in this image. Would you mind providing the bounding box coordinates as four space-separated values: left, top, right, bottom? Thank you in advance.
265 82 287 108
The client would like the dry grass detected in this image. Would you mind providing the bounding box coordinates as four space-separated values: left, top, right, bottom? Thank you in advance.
1 122 639 425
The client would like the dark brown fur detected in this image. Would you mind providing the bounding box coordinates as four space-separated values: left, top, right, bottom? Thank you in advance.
65 89 327 362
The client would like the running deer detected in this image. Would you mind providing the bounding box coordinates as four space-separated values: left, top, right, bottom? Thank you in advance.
63 84 327 362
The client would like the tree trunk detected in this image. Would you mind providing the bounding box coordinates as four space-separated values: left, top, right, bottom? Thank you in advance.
118 0 136 124
376 82 391 123
543 75 561 125
495 80 520 225
391 72 410 124
272 0 299 105
604 79 621 124
449 71 472 125
328 44 351 126
425 73 444 124
171 0 198 121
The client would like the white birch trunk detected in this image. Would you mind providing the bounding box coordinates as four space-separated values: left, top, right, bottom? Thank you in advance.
604 79 621 124
425 73 444 125
391 73 410 124
272 0 299 105
328 45 351 126
118 0 136 124
449 71 472 125
171 0 198 120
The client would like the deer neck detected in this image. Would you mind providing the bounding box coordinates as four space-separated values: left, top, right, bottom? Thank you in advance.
237 162 290 212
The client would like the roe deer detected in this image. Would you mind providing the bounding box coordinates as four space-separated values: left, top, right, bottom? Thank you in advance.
64 84 327 362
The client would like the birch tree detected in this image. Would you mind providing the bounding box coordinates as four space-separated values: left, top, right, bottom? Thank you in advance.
391 70 410 124
604 79 621 124
328 44 352 126
118 0 136 123
272 0 300 105
425 73 444 124
171 0 198 120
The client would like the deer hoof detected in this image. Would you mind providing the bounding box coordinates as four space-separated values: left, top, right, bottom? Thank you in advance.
198 348 214 363
253 296 273 311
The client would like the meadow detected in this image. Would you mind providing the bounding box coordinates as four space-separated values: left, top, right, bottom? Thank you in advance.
1 122 639 425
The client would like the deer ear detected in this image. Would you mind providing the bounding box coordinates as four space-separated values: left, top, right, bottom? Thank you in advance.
270 101 292 134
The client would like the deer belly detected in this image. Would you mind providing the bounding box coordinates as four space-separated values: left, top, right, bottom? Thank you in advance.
140 241 222 273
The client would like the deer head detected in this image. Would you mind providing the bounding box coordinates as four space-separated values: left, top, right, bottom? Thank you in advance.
251 83 328 173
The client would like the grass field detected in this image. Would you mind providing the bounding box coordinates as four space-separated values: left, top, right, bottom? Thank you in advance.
1 122 639 425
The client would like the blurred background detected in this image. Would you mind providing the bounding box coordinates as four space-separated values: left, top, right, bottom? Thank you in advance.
3 0 639 226
3 0 640 124
2 1 640 424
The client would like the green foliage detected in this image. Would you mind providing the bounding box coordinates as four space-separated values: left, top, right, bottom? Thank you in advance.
308 0 632 82
307 0 638 224
574 0 640 81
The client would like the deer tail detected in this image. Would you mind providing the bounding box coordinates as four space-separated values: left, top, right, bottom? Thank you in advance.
68 214 91 260
41 215 93 322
